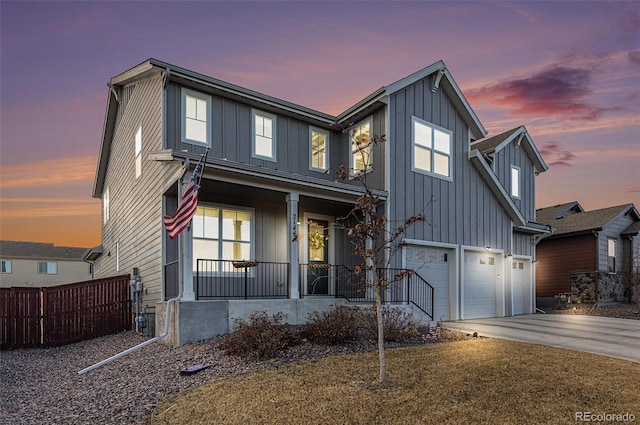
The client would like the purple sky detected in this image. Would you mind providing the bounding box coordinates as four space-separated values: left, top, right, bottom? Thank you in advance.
1 1 639 248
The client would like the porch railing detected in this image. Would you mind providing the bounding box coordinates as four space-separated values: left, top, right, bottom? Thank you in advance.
335 267 434 320
196 260 289 300
194 260 433 320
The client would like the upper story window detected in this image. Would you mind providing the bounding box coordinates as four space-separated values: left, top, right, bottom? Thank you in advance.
38 261 57 275
1 260 11 273
135 126 142 179
182 88 211 146
310 128 329 171
252 110 276 161
351 118 372 175
103 187 110 225
608 238 616 273
511 165 521 199
412 116 452 180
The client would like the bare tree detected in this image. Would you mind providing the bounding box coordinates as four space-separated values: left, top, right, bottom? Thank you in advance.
335 128 426 384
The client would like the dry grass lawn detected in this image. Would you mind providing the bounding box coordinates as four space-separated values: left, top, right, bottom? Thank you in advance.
149 339 640 425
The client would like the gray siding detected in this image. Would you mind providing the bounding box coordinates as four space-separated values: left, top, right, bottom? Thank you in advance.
598 213 635 272
388 78 512 265
164 82 384 191
493 142 536 221
95 73 179 305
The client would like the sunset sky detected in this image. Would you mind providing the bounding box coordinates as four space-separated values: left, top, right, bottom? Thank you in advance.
1 1 639 249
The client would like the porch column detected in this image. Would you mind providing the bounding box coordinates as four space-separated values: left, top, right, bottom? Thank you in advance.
182 226 196 301
287 192 300 299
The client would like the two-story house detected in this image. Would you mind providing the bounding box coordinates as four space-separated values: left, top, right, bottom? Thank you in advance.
0 240 92 287
88 59 550 345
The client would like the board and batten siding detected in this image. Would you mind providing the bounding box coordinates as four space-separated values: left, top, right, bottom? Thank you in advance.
387 77 512 264
164 82 385 191
96 73 178 305
493 142 537 221
597 212 635 273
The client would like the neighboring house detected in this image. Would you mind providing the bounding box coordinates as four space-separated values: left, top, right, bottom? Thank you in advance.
88 58 550 345
0 241 92 287
535 202 640 306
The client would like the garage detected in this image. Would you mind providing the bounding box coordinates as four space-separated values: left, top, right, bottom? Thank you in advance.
511 259 530 315
463 251 498 319
406 246 452 321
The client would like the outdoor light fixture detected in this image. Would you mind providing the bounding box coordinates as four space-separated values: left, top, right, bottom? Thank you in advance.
485 247 491 251
506 253 512 258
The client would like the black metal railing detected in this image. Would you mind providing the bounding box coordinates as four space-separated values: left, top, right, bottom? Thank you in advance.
194 259 433 320
196 260 289 300
335 266 434 320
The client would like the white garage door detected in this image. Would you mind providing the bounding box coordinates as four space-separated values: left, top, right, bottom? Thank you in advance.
463 251 497 319
511 260 529 315
406 246 451 321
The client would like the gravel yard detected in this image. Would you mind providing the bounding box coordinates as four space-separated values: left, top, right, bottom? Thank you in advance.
0 331 379 425
2 302 638 425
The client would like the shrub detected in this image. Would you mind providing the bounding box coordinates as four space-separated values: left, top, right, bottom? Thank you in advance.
301 306 360 345
361 306 418 342
220 311 295 360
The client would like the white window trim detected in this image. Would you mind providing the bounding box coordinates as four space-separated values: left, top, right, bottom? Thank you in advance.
192 204 256 275
252 109 277 161
135 125 142 179
511 165 521 199
309 127 329 171
38 261 57 275
103 187 110 225
411 116 453 182
350 117 373 177
181 88 212 147
607 238 616 274
1 259 12 274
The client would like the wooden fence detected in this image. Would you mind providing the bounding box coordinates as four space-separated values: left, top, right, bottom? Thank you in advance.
1 275 131 350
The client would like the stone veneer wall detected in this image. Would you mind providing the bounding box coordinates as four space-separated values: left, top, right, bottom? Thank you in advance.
569 270 635 303
570 271 597 303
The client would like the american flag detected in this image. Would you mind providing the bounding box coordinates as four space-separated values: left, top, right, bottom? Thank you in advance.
164 151 208 239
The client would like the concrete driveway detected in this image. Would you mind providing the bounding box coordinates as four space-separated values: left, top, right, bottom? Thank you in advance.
442 314 640 363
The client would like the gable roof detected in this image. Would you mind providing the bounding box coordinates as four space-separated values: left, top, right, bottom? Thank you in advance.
340 61 487 141
536 203 640 237
94 59 489 197
471 126 548 173
0 241 89 260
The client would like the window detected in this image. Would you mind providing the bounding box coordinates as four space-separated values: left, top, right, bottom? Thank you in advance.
103 187 110 225
135 126 142 179
38 261 57 275
351 118 372 175
608 239 616 273
252 110 276 160
511 165 521 199
116 242 120 272
310 128 329 171
192 205 253 272
182 88 211 146
412 117 452 180
1 260 11 273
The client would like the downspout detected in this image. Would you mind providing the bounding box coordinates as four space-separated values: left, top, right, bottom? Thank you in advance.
77 289 182 375
79 162 189 375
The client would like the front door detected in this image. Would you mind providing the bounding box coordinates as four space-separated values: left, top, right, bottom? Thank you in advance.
307 220 329 295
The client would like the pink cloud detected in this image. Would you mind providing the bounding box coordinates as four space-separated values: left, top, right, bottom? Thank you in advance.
538 142 576 167
467 65 615 120
0 156 97 189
